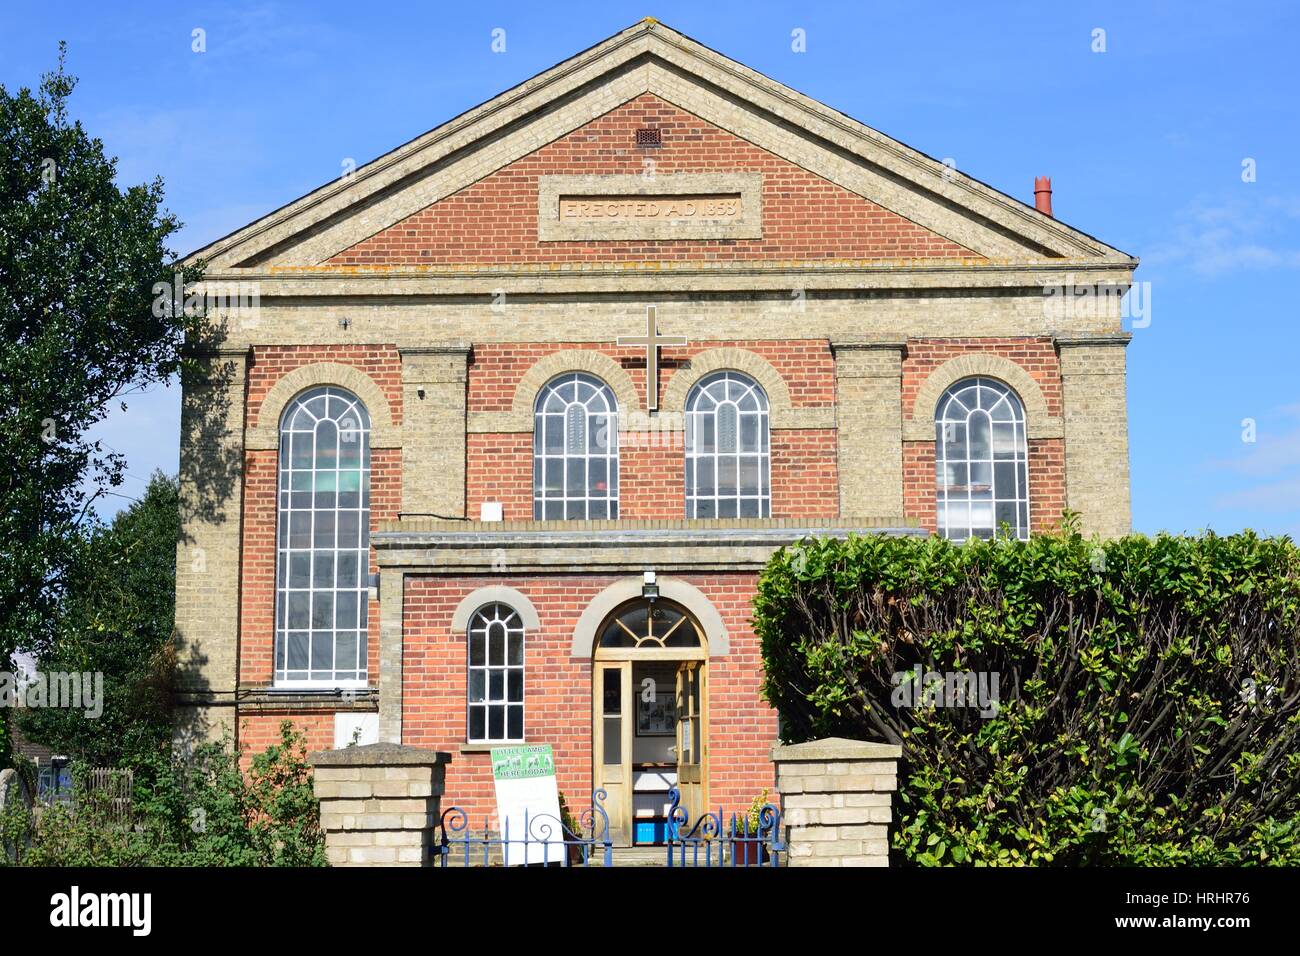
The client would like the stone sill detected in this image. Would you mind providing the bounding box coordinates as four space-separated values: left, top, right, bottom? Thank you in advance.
457 741 539 753
237 688 379 712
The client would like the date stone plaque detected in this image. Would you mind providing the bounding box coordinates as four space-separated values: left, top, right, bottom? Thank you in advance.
559 194 742 222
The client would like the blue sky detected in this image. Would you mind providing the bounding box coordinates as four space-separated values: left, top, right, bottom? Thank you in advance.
3 1 1298 535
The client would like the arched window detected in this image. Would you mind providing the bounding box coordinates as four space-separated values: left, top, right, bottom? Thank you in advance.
935 377 1029 541
684 371 770 518
534 372 619 520
597 599 705 652
467 603 525 742
276 386 370 686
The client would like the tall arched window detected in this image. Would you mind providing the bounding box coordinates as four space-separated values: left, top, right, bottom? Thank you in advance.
685 370 770 518
534 372 619 520
935 377 1029 540
276 386 370 686
467 603 525 742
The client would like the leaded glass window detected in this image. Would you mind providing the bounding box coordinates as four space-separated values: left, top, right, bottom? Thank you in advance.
533 373 619 520
934 377 1030 541
275 386 370 686
685 371 770 518
467 603 525 742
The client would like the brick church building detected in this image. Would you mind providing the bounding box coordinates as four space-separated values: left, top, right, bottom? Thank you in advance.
175 20 1135 844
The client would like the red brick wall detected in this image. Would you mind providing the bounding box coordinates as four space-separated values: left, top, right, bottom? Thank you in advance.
466 433 533 521
401 573 776 826
239 713 337 760
1028 438 1068 534
239 346 403 689
327 94 976 266
466 340 836 520
901 338 1066 534
771 430 838 518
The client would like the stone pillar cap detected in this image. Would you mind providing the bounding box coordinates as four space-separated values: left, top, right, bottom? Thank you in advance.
771 737 902 761
309 743 452 767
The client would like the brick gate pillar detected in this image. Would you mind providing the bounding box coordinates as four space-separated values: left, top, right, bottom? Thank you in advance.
310 743 452 866
771 737 902 867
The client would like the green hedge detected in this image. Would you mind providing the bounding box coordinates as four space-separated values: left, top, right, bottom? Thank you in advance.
754 525 1300 865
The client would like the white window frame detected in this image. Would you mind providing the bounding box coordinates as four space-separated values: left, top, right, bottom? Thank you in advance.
466 603 526 743
274 386 371 689
684 370 771 519
533 372 619 520
934 376 1030 541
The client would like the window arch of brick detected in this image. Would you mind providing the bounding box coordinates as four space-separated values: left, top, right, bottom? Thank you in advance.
660 348 813 429
570 577 730 659
494 350 638 432
903 353 1062 441
450 586 542 632
248 362 399 450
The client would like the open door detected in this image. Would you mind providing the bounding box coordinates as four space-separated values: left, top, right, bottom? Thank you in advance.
675 661 707 825
592 661 632 846
592 597 709 847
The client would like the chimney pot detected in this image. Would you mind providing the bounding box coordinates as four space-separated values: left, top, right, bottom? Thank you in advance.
1034 176 1053 217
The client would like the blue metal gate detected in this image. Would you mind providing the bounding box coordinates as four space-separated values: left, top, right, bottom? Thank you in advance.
664 787 785 867
435 788 613 867
433 787 784 867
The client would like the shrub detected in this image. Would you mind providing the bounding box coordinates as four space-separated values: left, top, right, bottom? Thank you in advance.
754 526 1300 865
0 721 327 866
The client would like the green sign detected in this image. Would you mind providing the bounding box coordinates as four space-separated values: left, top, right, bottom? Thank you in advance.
491 744 555 781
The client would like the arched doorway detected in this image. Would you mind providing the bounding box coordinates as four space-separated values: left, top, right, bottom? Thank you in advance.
592 598 708 847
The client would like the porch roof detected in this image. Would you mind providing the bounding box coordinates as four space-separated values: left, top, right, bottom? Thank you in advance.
373 517 924 574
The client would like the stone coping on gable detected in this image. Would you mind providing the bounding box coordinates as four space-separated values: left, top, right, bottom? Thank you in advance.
208 256 1135 281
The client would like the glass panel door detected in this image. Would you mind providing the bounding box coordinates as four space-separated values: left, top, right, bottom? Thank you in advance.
593 661 632 846
675 661 705 825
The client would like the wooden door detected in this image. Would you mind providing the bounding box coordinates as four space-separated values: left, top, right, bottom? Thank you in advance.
592 661 633 846
675 661 707 824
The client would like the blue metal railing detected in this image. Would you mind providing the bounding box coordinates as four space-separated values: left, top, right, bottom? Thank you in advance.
433 786 784 867
435 788 613 867
665 787 785 867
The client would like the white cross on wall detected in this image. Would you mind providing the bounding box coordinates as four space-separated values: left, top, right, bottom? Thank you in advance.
617 305 687 411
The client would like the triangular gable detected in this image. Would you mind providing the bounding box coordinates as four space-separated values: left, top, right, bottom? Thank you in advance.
326 94 977 266
188 19 1133 270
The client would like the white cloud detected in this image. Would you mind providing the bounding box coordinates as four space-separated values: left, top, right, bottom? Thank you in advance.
1209 405 1300 519
1145 195 1300 277
1210 426 1300 477
1215 476 1300 513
